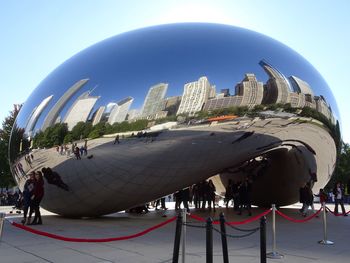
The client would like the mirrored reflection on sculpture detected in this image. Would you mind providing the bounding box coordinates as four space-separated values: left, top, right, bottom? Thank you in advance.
9 23 341 217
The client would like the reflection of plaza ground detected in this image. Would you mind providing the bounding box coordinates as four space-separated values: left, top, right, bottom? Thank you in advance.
0 204 349 263
18 116 335 217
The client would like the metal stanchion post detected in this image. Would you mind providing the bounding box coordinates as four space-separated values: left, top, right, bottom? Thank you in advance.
219 213 229 263
182 209 187 263
206 217 213 263
172 213 183 263
260 216 267 263
318 203 334 245
0 212 5 242
267 204 284 259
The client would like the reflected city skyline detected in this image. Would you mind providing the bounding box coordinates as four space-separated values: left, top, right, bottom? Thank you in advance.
22 58 336 137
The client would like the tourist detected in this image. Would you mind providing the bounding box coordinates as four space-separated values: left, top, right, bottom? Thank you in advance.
74 146 81 160
207 180 216 211
114 134 120 144
225 179 233 208
21 172 35 225
333 182 348 216
299 182 314 217
238 177 252 216
29 171 45 225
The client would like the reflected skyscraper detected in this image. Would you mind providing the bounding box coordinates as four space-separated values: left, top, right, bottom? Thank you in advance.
315 96 332 120
141 83 168 118
289 76 314 96
24 95 53 137
235 73 264 108
289 92 306 108
164 96 182 116
177 76 215 116
260 60 291 104
64 91 100 130
127 109 140 121
41 79 89 131
92 106 106 126
108 97 134 124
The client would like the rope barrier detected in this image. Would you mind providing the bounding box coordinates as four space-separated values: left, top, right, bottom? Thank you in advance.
5 216 176 242
225 222 258 232
276 207 322 223
183 222 206 229
213 226 260 239
189 209 272 225
325 206 350 216
226 209 272 225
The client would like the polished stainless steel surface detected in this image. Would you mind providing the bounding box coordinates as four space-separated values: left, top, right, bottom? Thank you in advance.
9 23 341 217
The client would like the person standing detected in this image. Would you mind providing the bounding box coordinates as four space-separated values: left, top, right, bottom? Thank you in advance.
21 172 35 225
29 171 45 225
299 182 314 217
238 178 252 216
207 180 216 211
225 179 233 208
181 187 190 212
74 146 81 160
114 134 120 144
333 182 348 216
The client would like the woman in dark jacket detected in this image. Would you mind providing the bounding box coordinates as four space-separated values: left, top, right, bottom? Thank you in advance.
30 171 45 225
21 172 35 225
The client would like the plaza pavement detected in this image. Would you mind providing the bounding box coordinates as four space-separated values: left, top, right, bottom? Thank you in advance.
1 203 349 263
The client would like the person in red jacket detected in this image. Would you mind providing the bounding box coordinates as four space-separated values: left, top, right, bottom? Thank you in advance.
29 171 45 225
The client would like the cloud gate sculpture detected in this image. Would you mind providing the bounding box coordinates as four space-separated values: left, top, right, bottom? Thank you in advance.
9 23 341 217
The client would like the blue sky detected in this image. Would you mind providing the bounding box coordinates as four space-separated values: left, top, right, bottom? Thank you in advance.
1 0 349 142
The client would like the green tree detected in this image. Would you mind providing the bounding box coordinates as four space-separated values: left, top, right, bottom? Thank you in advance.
70 122 92 140
33 123 68 148
326 142 350 189
0 105 21 187
88 122 106 139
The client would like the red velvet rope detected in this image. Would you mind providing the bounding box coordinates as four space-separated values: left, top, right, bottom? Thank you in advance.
275 207 322 223
226 209 272 225
189 209 272 225
325 206 350 216
9 216 176 242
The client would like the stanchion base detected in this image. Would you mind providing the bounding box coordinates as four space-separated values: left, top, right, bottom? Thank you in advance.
267 251 284 259
318 240 334 245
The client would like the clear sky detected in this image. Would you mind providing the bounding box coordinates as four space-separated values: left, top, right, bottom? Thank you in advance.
1 0 349 142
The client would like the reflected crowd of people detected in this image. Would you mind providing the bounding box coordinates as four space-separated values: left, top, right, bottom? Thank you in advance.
56 139 88 160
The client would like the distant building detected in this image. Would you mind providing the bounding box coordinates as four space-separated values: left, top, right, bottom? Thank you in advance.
92 106 106 126
177 76 215 116
144 110 168 120
235 73 264 108
63 91 99 130
24 95 53 137
41 79 89 131
127 109 140 121
220 89 230 97
141 83 168 118
164 96 182 116
108 97 134 124
203 96 243 111
259 60 290 104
